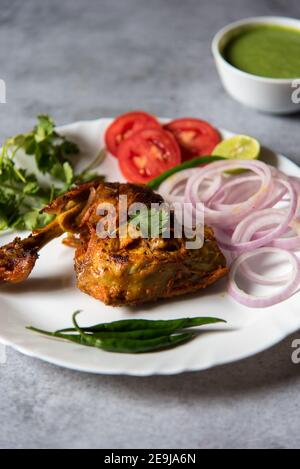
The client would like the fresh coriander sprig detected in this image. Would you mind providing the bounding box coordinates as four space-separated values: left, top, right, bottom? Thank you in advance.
6 115 79 184
129 207 170 238
0 115 104 232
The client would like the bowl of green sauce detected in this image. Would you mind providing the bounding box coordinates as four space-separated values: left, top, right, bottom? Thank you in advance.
212 17 300 114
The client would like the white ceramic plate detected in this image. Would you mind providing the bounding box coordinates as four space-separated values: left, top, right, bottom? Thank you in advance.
0 118 299 376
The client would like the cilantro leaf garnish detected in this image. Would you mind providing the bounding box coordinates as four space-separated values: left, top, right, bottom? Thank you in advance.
7 115 79 184
0 115 104 232
129 208 169 238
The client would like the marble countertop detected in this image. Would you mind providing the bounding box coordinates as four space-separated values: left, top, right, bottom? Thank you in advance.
0 0 300 449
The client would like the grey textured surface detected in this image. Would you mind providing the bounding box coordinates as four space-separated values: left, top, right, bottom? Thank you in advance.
0 0 300 449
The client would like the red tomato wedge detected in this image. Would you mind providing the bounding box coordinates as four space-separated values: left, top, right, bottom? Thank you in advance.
164 118 221 161
105 111 161 157
118 128 181 184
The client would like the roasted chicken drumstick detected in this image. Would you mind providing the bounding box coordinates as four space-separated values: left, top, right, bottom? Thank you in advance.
0 181 228 306
0 181 99 284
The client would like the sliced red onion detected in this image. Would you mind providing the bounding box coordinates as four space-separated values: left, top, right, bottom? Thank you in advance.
213 227 237 252
211 175 261 207
185 160 272 227
228 248 300 308
157 159 300 308
230 179 298 252
214 176 288 213
159 169 196 203
198 175 223 203
238 262 292 286
238 251 294 285
252 227 300 250
270 229 300 251
260 179 288 209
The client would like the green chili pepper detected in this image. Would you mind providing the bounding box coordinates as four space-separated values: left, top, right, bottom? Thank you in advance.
27 328 92 346
71 311 194 353
27 312 226 354
28 326 194 353
99 333 195 354
146 156 225 190
56 315 225 334
83 328 185 340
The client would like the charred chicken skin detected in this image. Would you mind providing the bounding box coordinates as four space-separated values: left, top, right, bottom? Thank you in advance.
0 181 228 306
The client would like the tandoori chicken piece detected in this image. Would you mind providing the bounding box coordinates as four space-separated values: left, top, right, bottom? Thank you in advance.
0 181 228 306
0 181 100 284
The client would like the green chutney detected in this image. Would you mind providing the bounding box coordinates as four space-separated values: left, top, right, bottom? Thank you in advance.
223 24 300 79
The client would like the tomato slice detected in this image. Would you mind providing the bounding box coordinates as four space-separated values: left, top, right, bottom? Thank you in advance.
105 111 161 157
164 118 221 161
118 128 181 184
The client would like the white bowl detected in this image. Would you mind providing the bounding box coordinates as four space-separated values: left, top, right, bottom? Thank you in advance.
212 17 300 114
